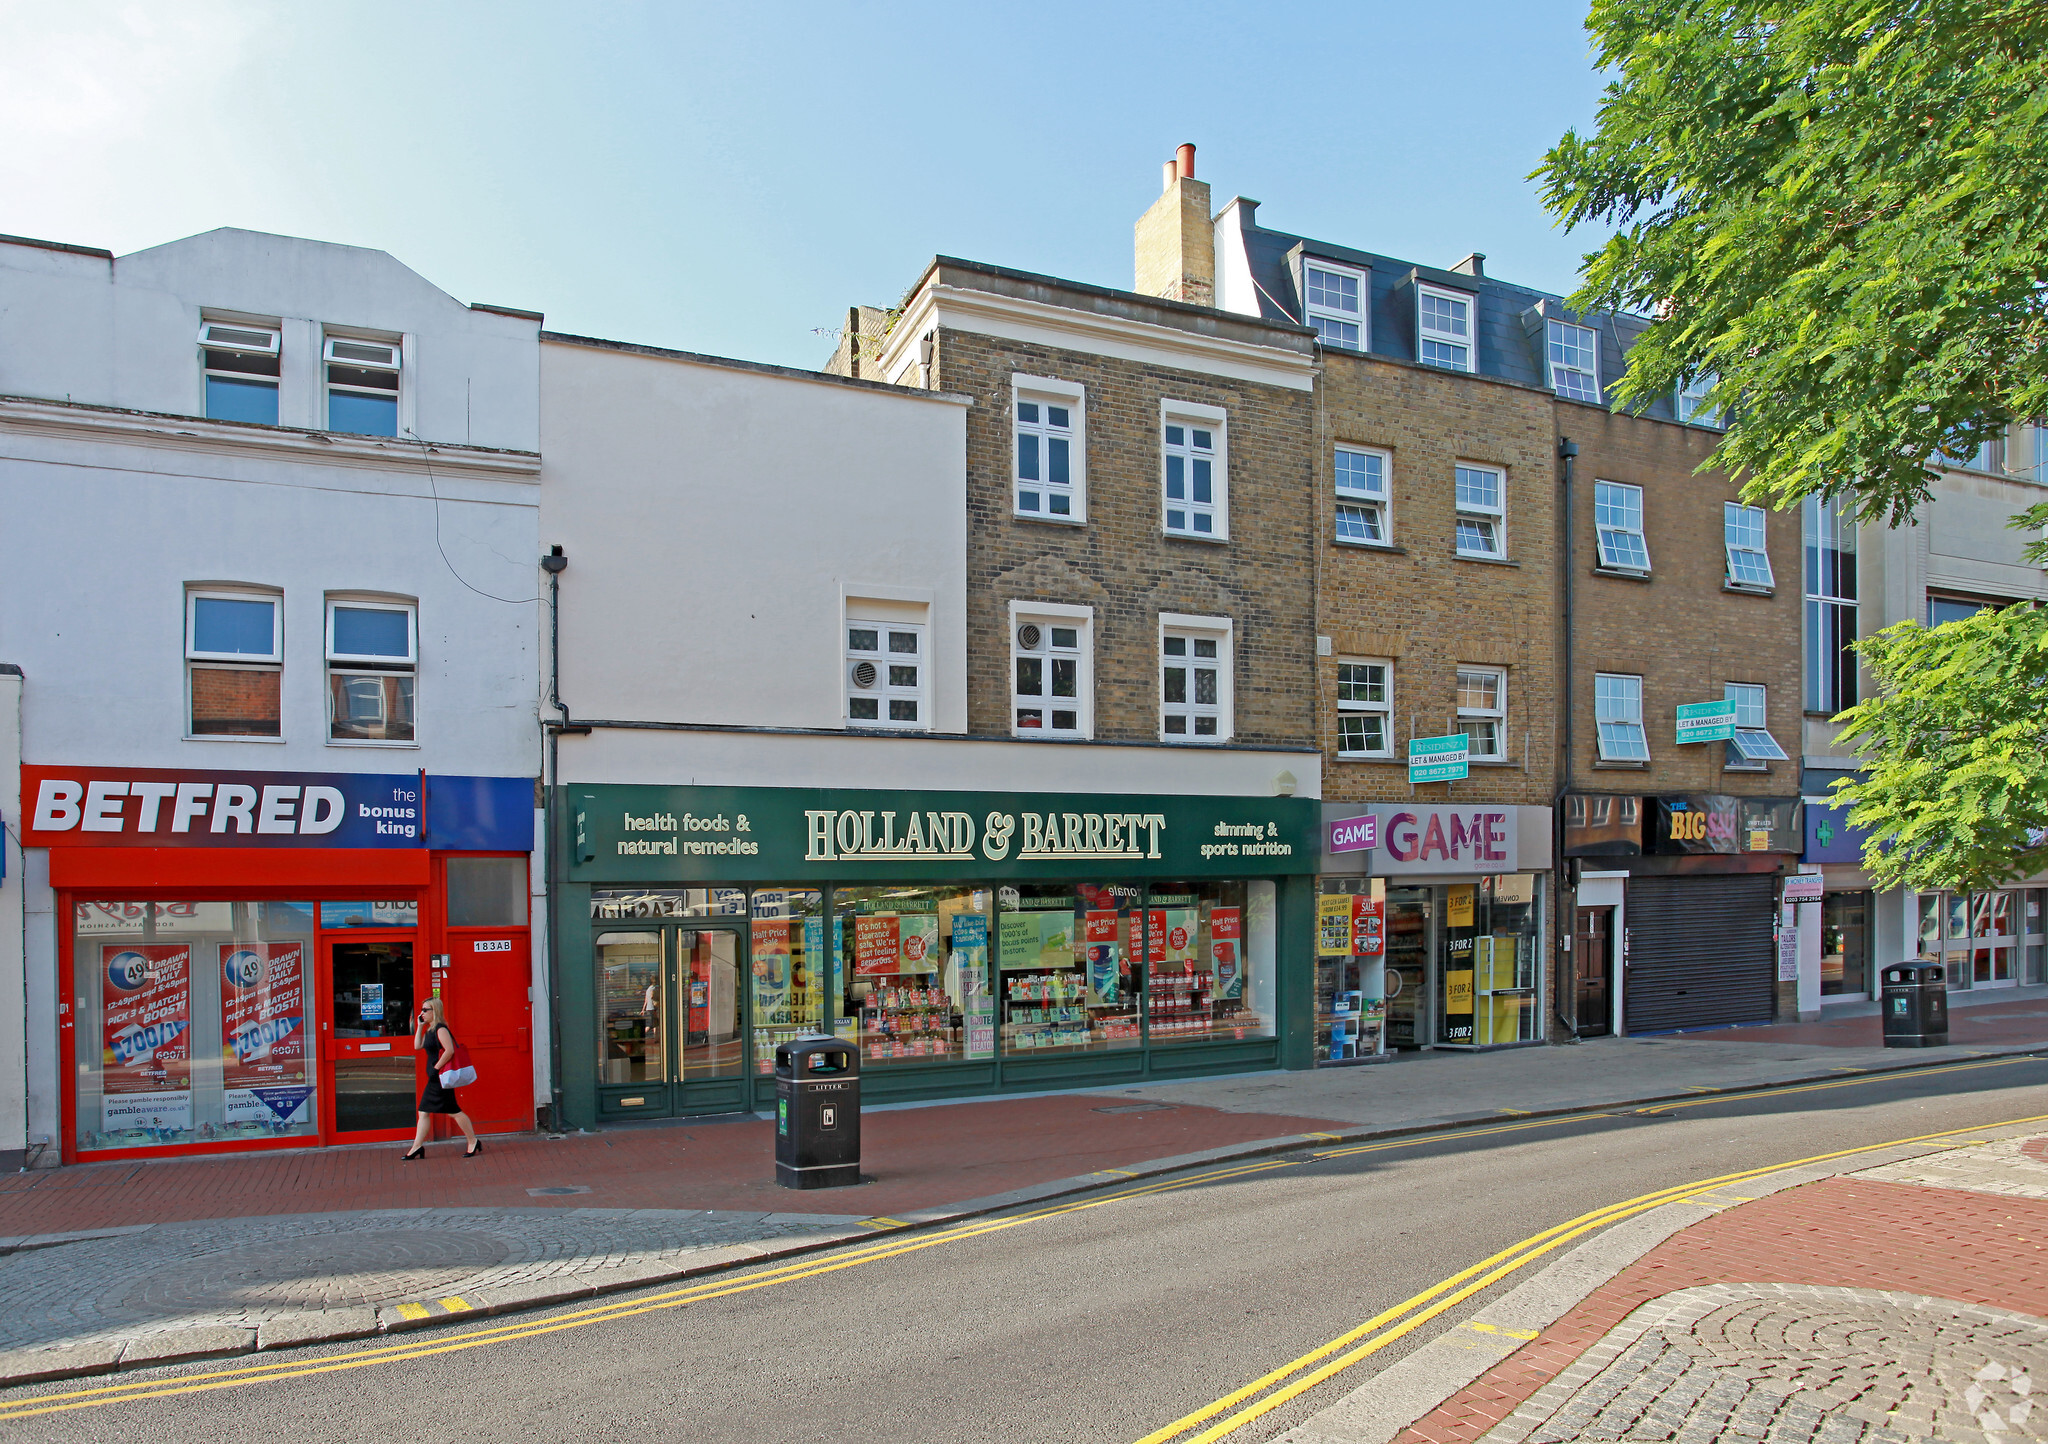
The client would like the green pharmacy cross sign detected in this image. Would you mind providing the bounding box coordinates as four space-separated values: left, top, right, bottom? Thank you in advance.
1675 701 1737 746
1407 733 1470 784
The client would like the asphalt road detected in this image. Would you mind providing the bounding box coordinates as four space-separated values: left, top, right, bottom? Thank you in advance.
6 1054 2046 1444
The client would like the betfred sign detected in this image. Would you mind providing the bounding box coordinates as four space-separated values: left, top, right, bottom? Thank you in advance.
21 766 534 850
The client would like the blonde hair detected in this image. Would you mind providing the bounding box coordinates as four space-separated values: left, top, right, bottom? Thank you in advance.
419 996 445 1030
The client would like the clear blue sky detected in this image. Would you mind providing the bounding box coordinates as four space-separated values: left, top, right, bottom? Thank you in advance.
3 1 1610 370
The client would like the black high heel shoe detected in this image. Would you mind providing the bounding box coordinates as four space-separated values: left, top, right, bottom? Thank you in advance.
401 1144 426 1161
464 1140 483 1158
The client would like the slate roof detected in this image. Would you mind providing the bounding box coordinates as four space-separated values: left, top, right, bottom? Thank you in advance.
1236 216 1683 424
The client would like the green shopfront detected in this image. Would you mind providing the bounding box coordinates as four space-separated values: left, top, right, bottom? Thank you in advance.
554 783 1318 1122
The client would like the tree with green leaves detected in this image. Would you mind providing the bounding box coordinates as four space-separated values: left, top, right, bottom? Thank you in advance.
1537 0 2048 893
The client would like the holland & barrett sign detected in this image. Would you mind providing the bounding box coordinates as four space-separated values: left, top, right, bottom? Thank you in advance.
564 784 1317 882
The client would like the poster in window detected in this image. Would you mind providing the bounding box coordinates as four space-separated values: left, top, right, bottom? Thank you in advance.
1351 898 1385 956
1443 936 1476 1042
1085 911 1122 1004
1317 895 1354 957
854 915 901 976
1210 907 1242 999
953 914 995 1059
220 942 311 1128
1447 886 1476 930
898 914 940 977
1149 909 1199 966
101 944 193 1134
752 919 795 1017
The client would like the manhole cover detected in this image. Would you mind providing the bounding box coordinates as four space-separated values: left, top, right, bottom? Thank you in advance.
527 1186 591 1196
103 1228 511 1316
1093 1103 1176 1115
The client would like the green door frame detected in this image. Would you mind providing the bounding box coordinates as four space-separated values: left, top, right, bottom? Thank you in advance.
592 919 752 1122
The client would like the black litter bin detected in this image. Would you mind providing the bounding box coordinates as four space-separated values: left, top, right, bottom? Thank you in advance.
1881 960 1949 1048
775 1036 861 1189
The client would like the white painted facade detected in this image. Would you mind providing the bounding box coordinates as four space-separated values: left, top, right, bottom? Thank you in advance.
1801 443 2048 1009
0 230 546 1156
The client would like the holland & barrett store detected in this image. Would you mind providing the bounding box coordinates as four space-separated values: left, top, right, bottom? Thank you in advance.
555 783 1318 1120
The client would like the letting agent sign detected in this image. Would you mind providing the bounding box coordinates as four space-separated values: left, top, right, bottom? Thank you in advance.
1675 701 1737 745
1407 734 1470 785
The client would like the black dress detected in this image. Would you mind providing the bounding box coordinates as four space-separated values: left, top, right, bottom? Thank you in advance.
418 1028 462 1114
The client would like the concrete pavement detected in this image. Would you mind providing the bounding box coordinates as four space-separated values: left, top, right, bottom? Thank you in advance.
0 990 2040 1391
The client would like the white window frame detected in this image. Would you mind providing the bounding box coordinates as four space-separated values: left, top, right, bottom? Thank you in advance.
845 613 928 730
323 330 402 433
1594 672 1649 763
1416 283 1475 372
1161 400 1229 541
186 588 282 663
1454 463 1506 560
1456 665 1507 761
1303 258 1368 352
1546 319 1601 403
1158 613 1233 743
1594 481 1651 573
1334 444 1392 547
1724 502 1775 592
1011 374 1086 524
1335 657 1393 759
1724 683 1789 767
198 322 281 358
324 597 418 746
325 599 417 666
1009 602 1093 739
1677 371 1721 427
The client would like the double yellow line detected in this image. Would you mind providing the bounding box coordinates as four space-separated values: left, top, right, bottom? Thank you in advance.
1134 1100 2048 1443
0 1055 2033 1422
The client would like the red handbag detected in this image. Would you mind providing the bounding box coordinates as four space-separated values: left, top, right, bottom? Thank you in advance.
438 1039 478 1089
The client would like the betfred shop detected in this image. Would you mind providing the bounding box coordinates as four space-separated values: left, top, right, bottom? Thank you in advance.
22 765 534 1163
556 783 1318 1122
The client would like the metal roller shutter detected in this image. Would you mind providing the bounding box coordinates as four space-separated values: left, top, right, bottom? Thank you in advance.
1624 874 1776 1033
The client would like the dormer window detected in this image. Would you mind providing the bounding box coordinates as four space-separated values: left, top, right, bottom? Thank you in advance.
1417 286 1473 372
1304 260 1367 351
1546 320 1600 403
324 336 401 437
199 322 281 425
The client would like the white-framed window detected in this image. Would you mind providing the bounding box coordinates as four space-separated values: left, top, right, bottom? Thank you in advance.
1162 401 1228 540
324 334 401 438
199 321 281 426
1159 614 1232 741
1676 371 1721 427
1594 481 1650 573
1304 259 1368 351
186 586 282 738
325 598 417 743
1335 658 1392 758
1417 285 1474 372
1457 666 1507 760
1334 445 1391 545
1012 375 1085 522
1725 683 1789 768
1011 604 1092 738
846 618 926 729
1546 320 1600 403
1595 673 1649 762
1454 463 1505 559
1724 502 1774 591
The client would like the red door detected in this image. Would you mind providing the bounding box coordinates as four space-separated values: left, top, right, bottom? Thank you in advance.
443 929 534 1134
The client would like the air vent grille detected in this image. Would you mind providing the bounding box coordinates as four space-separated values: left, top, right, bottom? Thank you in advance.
1017 624 1042 650
851 661 878 689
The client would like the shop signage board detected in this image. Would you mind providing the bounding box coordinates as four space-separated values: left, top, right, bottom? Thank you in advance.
1654 795 1803 855
564 784 1318 884
1334 805 1521 875
1407 734 1470 784
1782 873 1825 903
1327 814 1378 855
22 766 533 851
1777 926 1800 980
1675 701 1737 745
1803 799 1870 864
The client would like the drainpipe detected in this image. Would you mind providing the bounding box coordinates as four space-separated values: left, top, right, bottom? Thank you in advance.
1556 437 1580 1039
539 545 578 1130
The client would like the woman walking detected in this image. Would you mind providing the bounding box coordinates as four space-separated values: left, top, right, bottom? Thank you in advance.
402 997 480 1159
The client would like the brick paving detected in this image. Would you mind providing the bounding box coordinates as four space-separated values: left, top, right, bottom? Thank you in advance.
1392 1162 2048 1444
0 1093 1344 1236
1686 997 2048 1049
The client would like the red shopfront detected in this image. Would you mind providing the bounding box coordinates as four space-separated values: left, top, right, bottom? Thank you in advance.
25 765 535 1164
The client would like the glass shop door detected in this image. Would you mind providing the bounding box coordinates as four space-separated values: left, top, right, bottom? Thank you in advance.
1382 888 1433 1049
321 936 420 1140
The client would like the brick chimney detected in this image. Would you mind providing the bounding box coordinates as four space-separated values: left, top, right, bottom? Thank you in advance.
1135 143 1214 307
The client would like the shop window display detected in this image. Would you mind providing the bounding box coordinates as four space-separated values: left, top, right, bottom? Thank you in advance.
1000 882 1144 1053
1137 881 1277 1043
74 899 318 1152
1316 877 1386 1062
750 889 824 1074
1436 876 1542 1046
835 885 988 1065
